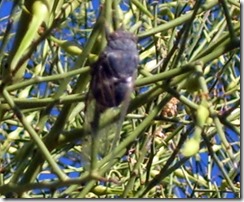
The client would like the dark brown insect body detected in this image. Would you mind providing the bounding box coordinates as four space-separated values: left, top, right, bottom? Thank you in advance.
90 29 139 111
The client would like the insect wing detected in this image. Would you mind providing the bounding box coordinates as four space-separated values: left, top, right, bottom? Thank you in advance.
82 29 139 169
83 95 121 161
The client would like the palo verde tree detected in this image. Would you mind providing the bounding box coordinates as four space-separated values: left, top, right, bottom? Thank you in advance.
0 0 240 198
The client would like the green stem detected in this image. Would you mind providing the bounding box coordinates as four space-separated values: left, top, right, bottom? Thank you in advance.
131 0 154 19
0 174 90 195
202 133 239 193
1 88 68 181
220 0 236 40
136 127 190 197
138 0 219 38
6 67 90 92
135 62 196 87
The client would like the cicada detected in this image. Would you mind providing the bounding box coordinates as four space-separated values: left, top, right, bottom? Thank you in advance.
83 28 139 170
91 28 139 111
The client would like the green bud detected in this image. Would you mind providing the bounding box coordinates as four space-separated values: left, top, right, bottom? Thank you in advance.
195 103 209 128
181 138 200 157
